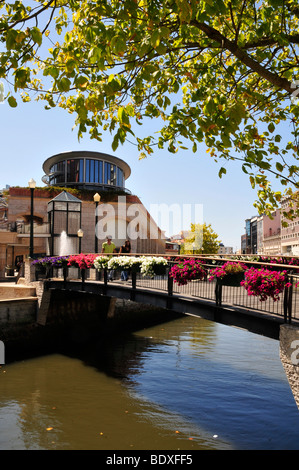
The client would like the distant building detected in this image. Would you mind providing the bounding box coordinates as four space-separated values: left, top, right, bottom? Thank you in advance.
280 197 299 255
218 243 234 255
242 210 282 256
165 240 180 255
262 210 281 255
244 216 260 254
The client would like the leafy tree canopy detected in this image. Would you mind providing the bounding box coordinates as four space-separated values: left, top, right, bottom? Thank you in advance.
182 222 221 254
1 0 299 218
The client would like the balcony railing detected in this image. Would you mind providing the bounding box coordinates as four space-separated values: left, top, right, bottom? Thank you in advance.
32 254 299 325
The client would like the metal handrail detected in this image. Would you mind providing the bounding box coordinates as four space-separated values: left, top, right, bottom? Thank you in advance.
33 254 299 325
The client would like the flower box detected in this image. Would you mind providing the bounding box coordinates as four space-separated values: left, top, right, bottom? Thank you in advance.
216 272 244 286
209 261 247 287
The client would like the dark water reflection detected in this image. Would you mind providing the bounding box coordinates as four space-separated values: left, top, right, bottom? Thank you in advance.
0 315 299 450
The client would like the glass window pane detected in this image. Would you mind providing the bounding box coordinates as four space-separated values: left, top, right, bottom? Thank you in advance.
111 164 116 185
99 161 103 183
90 159 95 182
79 159 84 182
104 162 110 184
95 161 99 183
86 160 90 183
54 201 67 211
53 211 67 233
68 212 80 234
68 202 81 212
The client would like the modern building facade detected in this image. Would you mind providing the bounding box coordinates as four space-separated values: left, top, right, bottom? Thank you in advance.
242 210 282 256
42 151 131 192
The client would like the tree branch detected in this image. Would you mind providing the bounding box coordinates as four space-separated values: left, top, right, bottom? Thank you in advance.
191 20 294 94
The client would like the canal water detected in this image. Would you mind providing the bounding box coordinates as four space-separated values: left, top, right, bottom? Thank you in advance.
0 314 299 450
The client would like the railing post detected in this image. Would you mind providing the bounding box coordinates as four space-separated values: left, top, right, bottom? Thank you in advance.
81 269 85 290
131 271 136 301
284 275 293 324
283 275 293 324
215 281 222 306
168 271 173 296
167 271 173 309
288 280 293 324
63 267 67 288
103 268 108 295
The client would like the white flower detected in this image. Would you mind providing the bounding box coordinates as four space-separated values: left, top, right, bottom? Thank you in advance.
140 256 168 277
94 255 110 270
107 256 133 270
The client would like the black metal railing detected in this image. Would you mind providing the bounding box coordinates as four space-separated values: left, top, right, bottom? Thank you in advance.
34 254 299 325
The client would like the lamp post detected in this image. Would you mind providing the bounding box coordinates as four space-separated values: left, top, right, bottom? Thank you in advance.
28 178 36 258
77 228 84 253
93 193 101 253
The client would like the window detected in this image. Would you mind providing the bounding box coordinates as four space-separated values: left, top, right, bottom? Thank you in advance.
50 161 65 184
111 164 116 185
67 159 83 183
95 160 99 183
117 167 124 187
104 162 110 184
86 159 90 182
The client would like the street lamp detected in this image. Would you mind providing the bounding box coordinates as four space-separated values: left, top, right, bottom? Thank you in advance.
77 228 84 253
28 178 36 258
93 193 101 253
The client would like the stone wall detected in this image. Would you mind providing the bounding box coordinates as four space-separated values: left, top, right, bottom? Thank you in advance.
279 324 299 409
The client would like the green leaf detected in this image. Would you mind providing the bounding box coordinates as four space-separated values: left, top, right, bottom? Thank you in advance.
6 30 18 50
8 96 17 107
57 77 71 92
75 75 89 89
268 122 275 133
30 27 42 46
218 167 227 178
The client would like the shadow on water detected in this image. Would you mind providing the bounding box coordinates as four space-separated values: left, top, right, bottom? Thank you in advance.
55 315 299 450
1 312 299 450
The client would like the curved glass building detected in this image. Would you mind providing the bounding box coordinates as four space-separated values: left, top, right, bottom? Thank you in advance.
42 151 131 192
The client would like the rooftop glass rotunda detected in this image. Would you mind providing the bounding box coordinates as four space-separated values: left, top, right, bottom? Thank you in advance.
42 151 131 192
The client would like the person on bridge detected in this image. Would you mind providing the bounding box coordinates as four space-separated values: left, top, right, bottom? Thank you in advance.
119 240 131 281
102 235 116 280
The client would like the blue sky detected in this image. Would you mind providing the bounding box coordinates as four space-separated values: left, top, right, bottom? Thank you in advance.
0 96 269 250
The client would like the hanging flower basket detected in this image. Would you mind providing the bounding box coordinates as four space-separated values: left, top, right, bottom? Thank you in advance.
94 255 111 271
68 253 97 269
209 261 247 287
240 267 292 301
169 259 206 286
139 256 168 278
216 272 245 286
152 264 167 275
130 260 141 273
107 256 133 271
